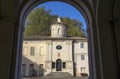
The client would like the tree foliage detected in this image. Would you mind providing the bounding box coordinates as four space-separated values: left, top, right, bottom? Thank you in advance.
24 7 86 37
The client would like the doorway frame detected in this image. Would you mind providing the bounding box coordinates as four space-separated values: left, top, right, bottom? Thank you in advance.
56 59 62 71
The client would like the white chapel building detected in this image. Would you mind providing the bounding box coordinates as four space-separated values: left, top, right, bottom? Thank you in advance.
21 18 89 77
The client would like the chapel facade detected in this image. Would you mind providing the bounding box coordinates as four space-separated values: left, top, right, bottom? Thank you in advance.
21 18 89 77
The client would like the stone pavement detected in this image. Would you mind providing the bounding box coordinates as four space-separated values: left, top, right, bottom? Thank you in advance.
22 72 88 79
22 76 88 79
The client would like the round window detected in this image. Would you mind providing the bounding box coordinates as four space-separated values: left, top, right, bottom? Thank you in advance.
56 45 62 50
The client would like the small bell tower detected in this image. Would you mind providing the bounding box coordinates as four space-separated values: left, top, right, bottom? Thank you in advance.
51 17 67 38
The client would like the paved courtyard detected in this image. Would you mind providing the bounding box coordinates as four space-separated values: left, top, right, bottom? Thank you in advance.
22 72 88 79
22 76 88 79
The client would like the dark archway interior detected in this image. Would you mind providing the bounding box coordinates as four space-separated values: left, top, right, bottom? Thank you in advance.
0 0 120 79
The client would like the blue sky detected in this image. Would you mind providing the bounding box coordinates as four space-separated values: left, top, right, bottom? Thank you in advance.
36 1 87 30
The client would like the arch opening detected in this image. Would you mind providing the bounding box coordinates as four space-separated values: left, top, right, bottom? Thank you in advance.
12 1 98 79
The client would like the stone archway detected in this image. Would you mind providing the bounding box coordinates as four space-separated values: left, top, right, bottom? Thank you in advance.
10 0 99 79
1 0 120 79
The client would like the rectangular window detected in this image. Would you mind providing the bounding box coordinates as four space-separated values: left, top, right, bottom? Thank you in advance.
52 62 55 68
30 47 35 56
21 64 26 77
29 64 34 76
63 62 66 68
81 55 85 60
80 42 84 48
81 67 86 73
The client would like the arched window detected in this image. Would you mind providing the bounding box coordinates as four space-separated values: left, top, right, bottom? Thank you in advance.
58 28 60 35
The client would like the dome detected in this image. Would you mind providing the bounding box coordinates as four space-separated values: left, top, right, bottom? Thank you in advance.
50 17 67 38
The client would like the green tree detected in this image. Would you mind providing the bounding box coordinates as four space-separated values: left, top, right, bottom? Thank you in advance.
68 26 85 37
24 7 51 36
62 17 85 37
24 7 86 37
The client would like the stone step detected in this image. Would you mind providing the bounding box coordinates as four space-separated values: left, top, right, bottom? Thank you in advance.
46 72 72 78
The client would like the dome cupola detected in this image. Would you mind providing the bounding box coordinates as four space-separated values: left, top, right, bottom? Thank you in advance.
51 17 67 38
